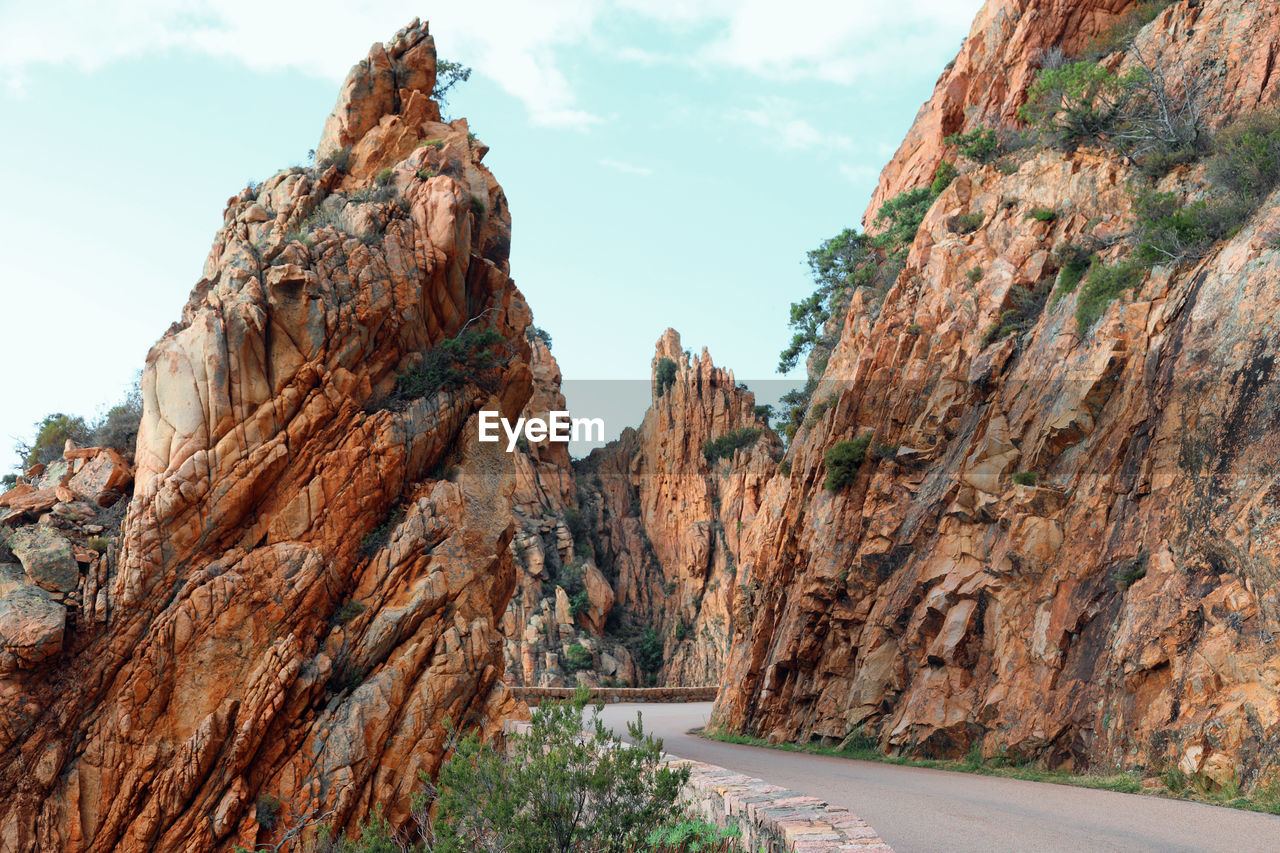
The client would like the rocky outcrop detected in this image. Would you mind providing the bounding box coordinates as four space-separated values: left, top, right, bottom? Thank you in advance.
716 0 1280 793
503 330 777 688
0 19 532 851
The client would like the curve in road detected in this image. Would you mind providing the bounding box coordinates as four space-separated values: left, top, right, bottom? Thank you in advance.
598 702 1280 853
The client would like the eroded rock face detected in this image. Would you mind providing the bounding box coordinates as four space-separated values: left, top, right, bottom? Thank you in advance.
715 0 1280 790
0 19 531 851
503 330 777 688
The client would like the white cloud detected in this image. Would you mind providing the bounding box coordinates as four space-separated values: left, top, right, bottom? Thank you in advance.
727 97 851 151
598 158 654 175
0 0 984 128
0 0 605 129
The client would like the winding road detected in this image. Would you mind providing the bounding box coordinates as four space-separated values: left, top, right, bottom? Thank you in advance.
598 702 1280 853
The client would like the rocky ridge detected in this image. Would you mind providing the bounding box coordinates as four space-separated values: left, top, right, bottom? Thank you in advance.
714 0 1280 793
502 329 777 688
0 19 532 851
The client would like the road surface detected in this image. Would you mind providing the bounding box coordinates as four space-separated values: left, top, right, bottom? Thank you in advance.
598 702 1280 853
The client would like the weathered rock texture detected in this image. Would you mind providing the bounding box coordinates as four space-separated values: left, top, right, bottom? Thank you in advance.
0 19 532 851
503 330 777 688
716 0 1280 793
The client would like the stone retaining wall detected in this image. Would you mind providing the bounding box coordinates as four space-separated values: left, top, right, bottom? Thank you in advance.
674 759 893 852
509 685 719 703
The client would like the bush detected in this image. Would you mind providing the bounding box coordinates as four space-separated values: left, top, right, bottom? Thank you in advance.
526 325 553 348
1076 259 1144 331
1206 107 1280 204
1028 207 1058 222
945 128 1000 163
425 690 691 853
318 146 352 172
655 357 679 397
646 820 741 852
16 413 89 469
360 506 405 558
703 427 763 462
636 628 663 674
416 168 438 181
778 459 791 476
381 328 507 409
824 434 873 492
930 160 959 195
86 536 109 552
967 265 984 285
333 600 365 624
952 212 985 234
418 138 445 150
374 167 394 186
1012 471 1039 486
753 404 773 426
1019 62 1143 149
1130 187 1249 266
89 380 143 455
255 794 283 831
433 59 472 113
564 643 593 672
1052 242 1093 301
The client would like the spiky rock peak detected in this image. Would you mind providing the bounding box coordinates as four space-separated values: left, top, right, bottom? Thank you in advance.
0 19 533 851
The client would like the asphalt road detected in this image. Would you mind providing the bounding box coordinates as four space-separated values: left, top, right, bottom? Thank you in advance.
598 702 1280 853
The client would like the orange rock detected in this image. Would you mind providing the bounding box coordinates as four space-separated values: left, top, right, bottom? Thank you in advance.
0 18 534 851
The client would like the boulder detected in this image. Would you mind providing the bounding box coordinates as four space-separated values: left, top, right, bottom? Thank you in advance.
0 581 65 673
7 526 80 593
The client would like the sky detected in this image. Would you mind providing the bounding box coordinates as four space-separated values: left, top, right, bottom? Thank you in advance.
0 0 984 470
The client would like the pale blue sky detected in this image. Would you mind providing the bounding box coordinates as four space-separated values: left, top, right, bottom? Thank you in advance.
0 0 983 469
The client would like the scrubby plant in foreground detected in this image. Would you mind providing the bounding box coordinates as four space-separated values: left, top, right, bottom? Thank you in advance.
426 689 691 853
703 427 763 462
1076 258 1144 332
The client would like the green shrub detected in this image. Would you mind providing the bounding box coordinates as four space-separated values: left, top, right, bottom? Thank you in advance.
646 820 741 852
945 128 1000 163
1051 242 1093 302
1029 207 1058 222
86 536 109 552
381 328 507 409
655 357 679 397
375 167 394 186
1019 62 1143 149
426 690 691 853
636 628 663 673
1076 259 1144 331
527 325 553 348
966 265 984 285
1112 553 1150 589
16 413 89 469
1012 471 1039 486
255 794 283 831
906 323 922 335
433 59 472 112
953 212 985 234
930 160 959 195
824 434 873 492
360 506 405 558
564 643 592 671
674 621 688 641
418 138 445 150
1130 187 1249 266
778 459 792 476
319 146 352 172
469 194 487 215
334 600 366 624
806 395 839 426
1206 107 1280 203
703 427 763 462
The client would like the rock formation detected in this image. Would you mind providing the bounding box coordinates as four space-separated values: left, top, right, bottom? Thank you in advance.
503 330 777 688
715 0 1280 793
0 19 532 851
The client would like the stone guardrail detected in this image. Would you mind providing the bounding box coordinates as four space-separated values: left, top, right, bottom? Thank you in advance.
509 685 719 703
675 759 893 852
